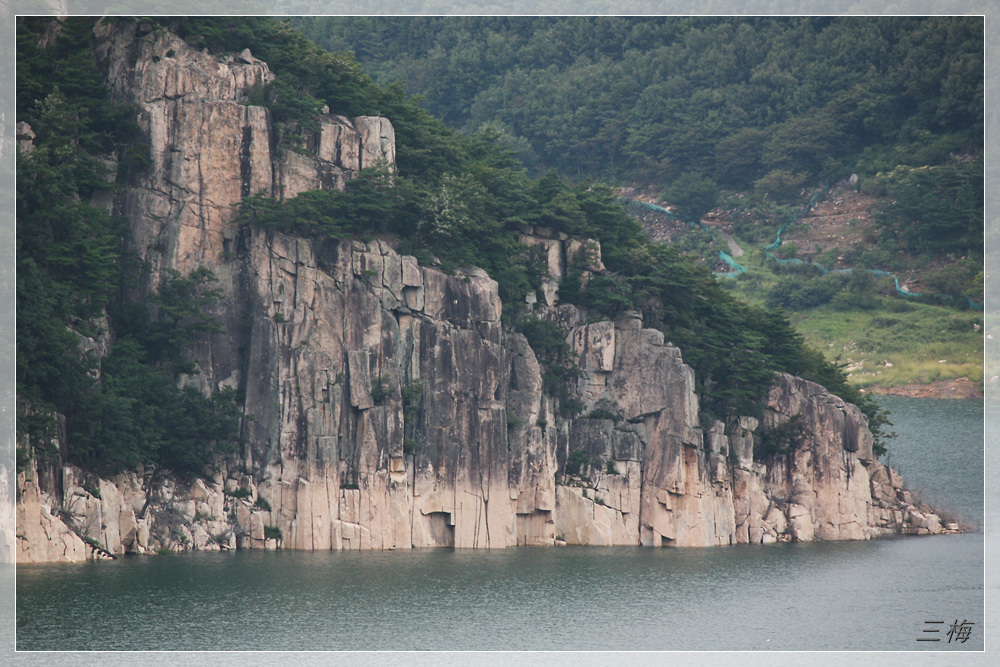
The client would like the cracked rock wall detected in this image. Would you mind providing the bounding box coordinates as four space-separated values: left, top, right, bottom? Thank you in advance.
15 22 954 561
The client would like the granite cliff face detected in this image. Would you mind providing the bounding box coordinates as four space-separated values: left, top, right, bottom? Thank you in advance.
15 23 955 562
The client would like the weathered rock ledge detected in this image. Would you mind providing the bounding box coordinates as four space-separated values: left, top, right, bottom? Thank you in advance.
14 21 959 562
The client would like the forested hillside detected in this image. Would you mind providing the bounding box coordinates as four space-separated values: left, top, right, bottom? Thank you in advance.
296 17 981 195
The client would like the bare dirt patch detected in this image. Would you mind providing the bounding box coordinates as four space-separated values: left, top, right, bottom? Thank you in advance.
790 185 877 262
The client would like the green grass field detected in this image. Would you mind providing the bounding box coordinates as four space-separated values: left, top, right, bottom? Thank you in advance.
721 257 983 391
791 301 983 390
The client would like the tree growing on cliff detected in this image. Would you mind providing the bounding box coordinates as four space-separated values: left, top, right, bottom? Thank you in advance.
16 17 242 476
517 315 584 415
755 414 809 460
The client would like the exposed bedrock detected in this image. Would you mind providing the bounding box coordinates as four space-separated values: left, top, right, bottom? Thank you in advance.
16 231 949 560
15 22 953 561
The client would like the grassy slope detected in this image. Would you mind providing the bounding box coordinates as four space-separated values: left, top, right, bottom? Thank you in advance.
790 302 982 391
713 208 984 394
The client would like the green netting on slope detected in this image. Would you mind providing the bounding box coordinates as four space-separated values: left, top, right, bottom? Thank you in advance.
763 160 856 252
716 251 747 278
631 199 702 226
623 195 980 308
764 255 982 309
758 160 981 310
626 199 746 278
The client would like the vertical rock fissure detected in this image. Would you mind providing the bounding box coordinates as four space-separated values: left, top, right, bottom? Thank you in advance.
480 429 491 547
291 251 300 319
240 124 253 198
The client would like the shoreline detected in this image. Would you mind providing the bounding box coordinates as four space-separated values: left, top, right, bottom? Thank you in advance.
16 520 974 563
861 377 983 400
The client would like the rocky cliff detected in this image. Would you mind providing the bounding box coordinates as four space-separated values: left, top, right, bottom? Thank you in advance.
15 22 956 562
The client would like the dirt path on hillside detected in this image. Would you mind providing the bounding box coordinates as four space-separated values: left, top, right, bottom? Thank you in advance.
717 230 743 257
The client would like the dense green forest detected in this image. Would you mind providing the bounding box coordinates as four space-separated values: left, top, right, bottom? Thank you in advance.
296 16 984 267
21 16 944 477
296 17 982 191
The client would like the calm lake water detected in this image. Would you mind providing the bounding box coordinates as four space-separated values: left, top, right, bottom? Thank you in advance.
14 396 985 652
